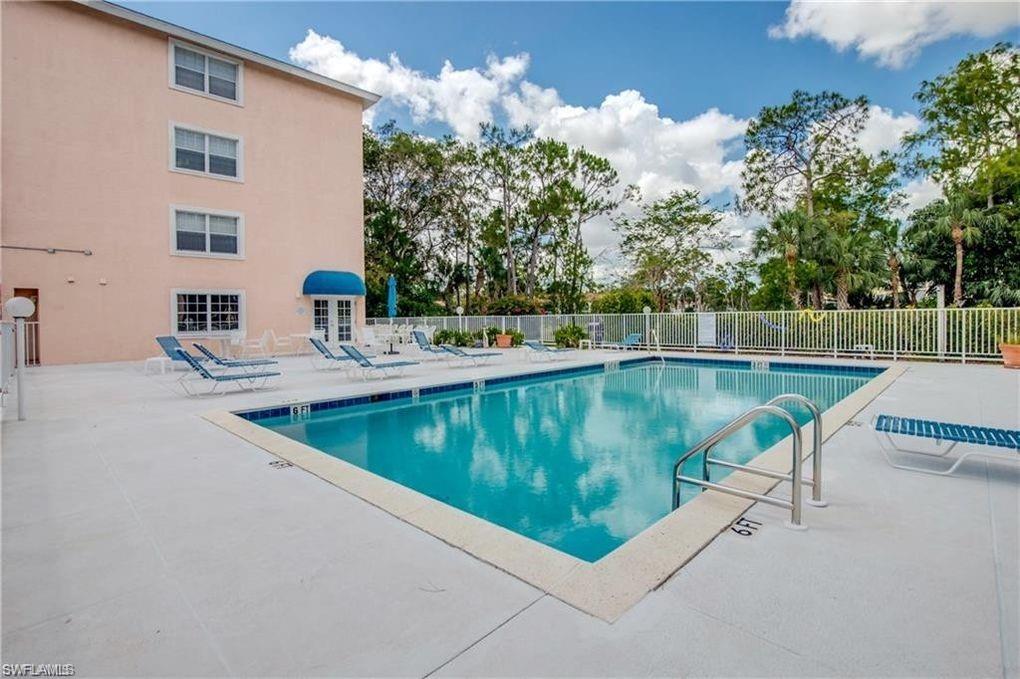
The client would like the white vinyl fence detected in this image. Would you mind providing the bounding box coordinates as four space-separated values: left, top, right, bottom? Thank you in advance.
1 322 15 394
1 320 40 392
369 308 1020 363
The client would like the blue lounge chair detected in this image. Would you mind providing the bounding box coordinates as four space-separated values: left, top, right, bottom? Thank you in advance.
308 337 375 370
604 332 642 350
156 336 205 365
411 330 448 361
523 340 574 362
873 414 1019 476
174 348 280 395
440 344 501 366
193 343 278 369
338 344 419 380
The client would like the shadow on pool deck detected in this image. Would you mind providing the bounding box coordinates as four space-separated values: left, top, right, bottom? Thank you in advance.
1 352 1017 676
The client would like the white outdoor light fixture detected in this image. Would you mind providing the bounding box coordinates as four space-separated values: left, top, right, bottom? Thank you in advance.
5 296 36 421
456 305 464 331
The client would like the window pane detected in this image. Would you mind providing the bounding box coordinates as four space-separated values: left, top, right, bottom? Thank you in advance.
208 58 237 99
209 234 238 254
208 77 237 100
175 128 205 152
176 293 207 333
175 148 206 172
208 135 236 158
337 300 352 341
176 231 207 252
208 155 237 177
174 46 206 72
208 215 237 235
209 294 240 331
313 300 329 342
175 211 206 232
175 66 205 92
207 57 236 81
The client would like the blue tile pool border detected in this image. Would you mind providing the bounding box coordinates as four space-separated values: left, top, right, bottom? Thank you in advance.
233 355 886 422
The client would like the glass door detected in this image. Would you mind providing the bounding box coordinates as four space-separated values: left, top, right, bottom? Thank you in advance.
312 298 354 344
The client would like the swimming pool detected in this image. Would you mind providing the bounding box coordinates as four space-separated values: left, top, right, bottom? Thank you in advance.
248 358 882 561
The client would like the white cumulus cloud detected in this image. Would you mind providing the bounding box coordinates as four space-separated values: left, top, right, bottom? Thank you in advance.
858 105 920 155
504 85 748 200
289 30 529 140
770 0 1019 69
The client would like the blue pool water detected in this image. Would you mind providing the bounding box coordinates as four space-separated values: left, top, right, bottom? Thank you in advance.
255 360 880 561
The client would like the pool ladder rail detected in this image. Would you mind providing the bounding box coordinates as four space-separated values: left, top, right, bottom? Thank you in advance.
671 394 824 530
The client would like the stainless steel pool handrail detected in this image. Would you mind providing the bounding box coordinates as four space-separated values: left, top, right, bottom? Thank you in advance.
670 404 805 528
765 394 824 506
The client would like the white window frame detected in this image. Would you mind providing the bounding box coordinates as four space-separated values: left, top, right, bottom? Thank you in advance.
168 38 244 106
169 205 245 260
171 288 246 338
169 122 244 183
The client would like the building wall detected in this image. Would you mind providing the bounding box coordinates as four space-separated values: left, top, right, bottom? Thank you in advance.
0 2 366 364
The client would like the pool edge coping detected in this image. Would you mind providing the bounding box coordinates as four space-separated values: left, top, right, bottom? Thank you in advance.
202 356 907 623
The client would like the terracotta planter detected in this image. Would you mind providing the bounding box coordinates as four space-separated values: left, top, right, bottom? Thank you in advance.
495 334 513 348
1000 343 1020 368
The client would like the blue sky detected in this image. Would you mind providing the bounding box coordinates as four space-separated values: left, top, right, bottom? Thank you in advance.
125 1 1017 264
128 1 1007 123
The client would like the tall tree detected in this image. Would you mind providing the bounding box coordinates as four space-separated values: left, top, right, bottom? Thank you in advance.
874 221 905 308
752 209 816 308
560 149 629 312
904 43 1020 208
742 90 870 218
478 124 532 295
936 194 1003 305
615 190 729 311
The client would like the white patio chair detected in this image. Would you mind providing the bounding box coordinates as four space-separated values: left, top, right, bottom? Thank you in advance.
265 329 296 356
235 333 267 358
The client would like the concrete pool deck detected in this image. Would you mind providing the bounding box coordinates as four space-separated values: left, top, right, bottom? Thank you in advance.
2 349 1017 676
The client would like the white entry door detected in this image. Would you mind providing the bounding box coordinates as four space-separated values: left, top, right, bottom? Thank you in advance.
312 298 353 344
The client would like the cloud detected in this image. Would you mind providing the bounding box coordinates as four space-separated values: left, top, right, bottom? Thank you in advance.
288 30 529 139
858 105 920 156
769 1 1020 68
899 177 942 219
289 32 752 273
505 85 748 200
287 29 933 277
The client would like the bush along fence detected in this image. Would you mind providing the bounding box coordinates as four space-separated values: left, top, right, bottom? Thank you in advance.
368 307 1020 363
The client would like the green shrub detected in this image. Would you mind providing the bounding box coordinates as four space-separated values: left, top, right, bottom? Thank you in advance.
554 324 588 348
590 287 655 314
433 329 474 347
505 328 525 346
473 326 502 346
484 295 546 316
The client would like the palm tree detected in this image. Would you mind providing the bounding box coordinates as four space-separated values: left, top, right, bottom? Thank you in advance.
824 213 884 310
935 193 1000 306
874 221 904 308
753 210 814 309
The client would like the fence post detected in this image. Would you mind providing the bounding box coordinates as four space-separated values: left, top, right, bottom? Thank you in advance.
780 312 786 356
833 313 839 358
539 316 545 343
936 286 946 361
892 310 898 361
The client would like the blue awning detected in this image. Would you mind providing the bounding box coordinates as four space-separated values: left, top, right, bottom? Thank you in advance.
302 270 366 296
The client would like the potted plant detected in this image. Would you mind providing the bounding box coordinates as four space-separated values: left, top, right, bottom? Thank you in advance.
1000 334 1020 368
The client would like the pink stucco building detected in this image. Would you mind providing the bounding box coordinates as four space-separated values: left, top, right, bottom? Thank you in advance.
1 1 378 364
